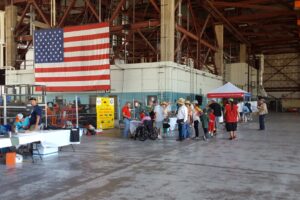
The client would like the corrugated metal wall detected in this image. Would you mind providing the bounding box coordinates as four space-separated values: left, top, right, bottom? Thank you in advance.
264 53 300 98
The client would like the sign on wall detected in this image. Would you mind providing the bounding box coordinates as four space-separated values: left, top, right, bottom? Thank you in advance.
96 97 114 129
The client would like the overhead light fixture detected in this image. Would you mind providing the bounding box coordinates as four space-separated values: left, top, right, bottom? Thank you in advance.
224 7 235 11
239 23 248 27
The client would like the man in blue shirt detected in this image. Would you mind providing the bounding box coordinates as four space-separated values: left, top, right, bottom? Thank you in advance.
29 97 43 131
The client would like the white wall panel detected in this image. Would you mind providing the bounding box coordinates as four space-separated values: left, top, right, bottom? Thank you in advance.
111 62 223 95
6 69 35 85
6 61 223 97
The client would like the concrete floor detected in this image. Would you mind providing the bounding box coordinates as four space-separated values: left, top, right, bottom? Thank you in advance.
0 112 300 200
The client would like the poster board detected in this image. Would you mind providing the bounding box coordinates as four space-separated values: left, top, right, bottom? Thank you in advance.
96 97 114 129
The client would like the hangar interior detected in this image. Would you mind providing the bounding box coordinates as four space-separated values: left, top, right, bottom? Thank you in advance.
0 0 300 122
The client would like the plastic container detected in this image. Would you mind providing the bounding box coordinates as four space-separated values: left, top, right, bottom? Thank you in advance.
6 152 16 166
15 154 23 163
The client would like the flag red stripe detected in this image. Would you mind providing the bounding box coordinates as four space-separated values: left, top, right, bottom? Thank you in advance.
36 85 111 92
64 22 109 32
64 43 109 52
35 64 110 73
64 33 109 42
64 54 109 62
36 75 110 82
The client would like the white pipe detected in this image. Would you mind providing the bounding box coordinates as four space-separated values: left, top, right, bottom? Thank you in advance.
99 0 102 22
54 0 56 26
45 96 48 127
3 93 6 124
259 54 264 86
75 96 79 128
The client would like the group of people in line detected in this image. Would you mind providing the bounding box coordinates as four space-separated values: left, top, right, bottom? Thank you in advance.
121 97 268 141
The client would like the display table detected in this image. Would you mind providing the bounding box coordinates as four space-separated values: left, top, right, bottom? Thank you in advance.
11 132 43 146
130 120 142 134
0 137 13 148
12 129 83 157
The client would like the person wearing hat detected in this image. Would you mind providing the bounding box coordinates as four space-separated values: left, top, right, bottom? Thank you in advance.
257 98 268 130
224 98 239 140
28 97 43 131
160 101 169 119
176 98 188 141
185 100 193 139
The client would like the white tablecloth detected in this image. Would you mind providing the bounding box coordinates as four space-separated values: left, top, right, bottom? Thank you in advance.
130 120 142 134
169 117 177 131
12 129 74 148
0 138 13 148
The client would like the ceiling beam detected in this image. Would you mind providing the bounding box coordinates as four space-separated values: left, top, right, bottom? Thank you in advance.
212 2 287 11
149 0 160 14
58 0 77 27
227 11 296 23
137 30 156 53
110 20 160 32
85 0 100 22
203 0 250 46
109 0 126 24
176 24 218 51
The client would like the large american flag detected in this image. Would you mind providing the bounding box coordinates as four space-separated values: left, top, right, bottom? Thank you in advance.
34 22 110 92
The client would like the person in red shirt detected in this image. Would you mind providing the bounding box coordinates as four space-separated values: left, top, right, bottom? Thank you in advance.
224 98 240 140
208 109 215 137
122 102 131 138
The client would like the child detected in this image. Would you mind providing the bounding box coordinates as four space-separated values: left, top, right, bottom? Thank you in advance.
200 108 209 141
141 112 152 123
139 110 146 120
14 113 30 132
208 109 215 137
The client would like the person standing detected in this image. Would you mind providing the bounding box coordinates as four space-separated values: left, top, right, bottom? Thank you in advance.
208 99 222 133
192 100 201 139
176 98 188 141
224 99 239 140
242 103 250 122
200 108 209 141
28 97 43 131
208 109 215 137
257 99 268 130
245 101 253 121
237 101 244 122
185 100 193 139
122 102 131 138
154 101 165 139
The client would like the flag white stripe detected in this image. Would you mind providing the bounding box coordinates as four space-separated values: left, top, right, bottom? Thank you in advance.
64 38 109 48
64 27 109 38
35 59 110 68
64 48 109 58
35 80 110 87
35 69 110 77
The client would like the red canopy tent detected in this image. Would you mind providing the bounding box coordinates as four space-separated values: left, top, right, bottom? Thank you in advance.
207 82 250 98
